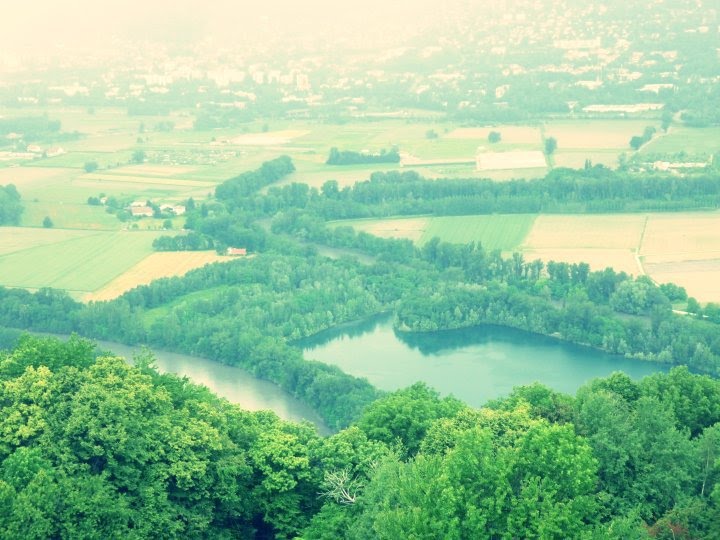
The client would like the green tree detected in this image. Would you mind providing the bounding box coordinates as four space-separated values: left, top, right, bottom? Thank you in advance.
83 161 98 173
42 216 53 228
357 383 463 458
544 136 557 154
488 130 501 143
131 150 146 164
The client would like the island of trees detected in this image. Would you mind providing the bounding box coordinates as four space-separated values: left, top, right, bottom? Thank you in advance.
326 147 401 166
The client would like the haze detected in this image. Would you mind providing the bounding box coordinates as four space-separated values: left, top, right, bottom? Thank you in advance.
0 0 444 55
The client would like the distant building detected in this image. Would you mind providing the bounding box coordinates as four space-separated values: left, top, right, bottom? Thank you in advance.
130 206 154 218
160 204 186 216
226 247 247 256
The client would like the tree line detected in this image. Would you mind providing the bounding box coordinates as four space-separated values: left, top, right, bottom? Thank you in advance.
326 147 401 165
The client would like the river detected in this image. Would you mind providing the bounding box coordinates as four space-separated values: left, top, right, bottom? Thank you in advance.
32 336 332 436
298 315 669 408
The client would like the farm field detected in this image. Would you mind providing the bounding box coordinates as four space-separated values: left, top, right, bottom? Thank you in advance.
0 229 168 296
332 214 535 251
334 211 720 302
4 106 720 302
639 125 720 157
85 251 229 302
0 227 98 255
544 119 659 170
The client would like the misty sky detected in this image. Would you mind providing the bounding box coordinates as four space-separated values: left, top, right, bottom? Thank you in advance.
0 0 447 55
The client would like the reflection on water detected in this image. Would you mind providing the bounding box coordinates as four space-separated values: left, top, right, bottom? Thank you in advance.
300 317 669 408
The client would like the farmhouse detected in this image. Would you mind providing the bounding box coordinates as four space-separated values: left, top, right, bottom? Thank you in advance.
226 247 247 256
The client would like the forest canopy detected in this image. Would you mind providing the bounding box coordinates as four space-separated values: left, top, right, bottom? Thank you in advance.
2 336 720 538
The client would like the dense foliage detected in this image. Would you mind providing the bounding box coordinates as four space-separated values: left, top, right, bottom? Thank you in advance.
0 184 22 225
215 155 295 205
6 159 720 430
243 166 720 223
326 147 401 166
0 116 61 140
3 337 720 538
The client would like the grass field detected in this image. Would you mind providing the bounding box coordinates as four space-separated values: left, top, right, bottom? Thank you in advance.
420 215 535 250
639 126 720 157
0 230 168 294
333 214 535 251
85 251 229 302
543 120 657 150
20 201 123 230
0 227 98 255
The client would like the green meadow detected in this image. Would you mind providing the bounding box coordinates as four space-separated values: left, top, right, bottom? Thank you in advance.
0 229 168 295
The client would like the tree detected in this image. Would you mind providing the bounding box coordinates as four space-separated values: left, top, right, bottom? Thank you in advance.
83 161 98 173
661 109 673 132
42 216 53 228
357 383 463 458
488 131 502 143
629 135 644 150
544 136 557 155
131 150 146 164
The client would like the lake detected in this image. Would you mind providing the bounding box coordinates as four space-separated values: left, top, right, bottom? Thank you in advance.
298 315 669 407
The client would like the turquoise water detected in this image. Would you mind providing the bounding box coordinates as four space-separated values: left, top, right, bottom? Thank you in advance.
299 315 669 407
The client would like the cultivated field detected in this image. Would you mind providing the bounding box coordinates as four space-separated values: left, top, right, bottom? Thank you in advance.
85 251 229 302
522 215 647 250
0 227 97 255
0 230 167 295
543 120 656 149
333 214 535 251
420 215 535 250
519 214 648 276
